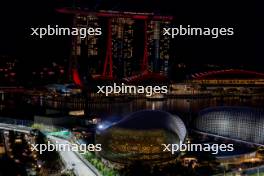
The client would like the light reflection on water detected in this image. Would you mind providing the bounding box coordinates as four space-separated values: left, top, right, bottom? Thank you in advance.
86 97 264 117
1 94 264 120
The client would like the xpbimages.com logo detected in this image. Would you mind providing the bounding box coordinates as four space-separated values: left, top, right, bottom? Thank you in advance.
162 142 234 155
30 25 102 38
163 25 234 39
97 83 168 96
30 141 102 154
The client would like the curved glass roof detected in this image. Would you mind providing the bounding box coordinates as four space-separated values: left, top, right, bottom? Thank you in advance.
109 110 187 141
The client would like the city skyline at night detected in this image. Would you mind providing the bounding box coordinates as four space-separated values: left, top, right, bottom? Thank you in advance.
0 0 263 176
0 0 262 85
0 0 262 66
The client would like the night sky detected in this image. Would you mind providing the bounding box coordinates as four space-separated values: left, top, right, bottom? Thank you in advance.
0 0 263 68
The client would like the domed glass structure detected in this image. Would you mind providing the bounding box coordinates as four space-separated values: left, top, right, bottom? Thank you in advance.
194 106 264 144
96 110 186 164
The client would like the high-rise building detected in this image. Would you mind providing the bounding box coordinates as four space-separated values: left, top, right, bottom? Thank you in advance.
57 8 173 83
148 21 171 75
112 18 135 78
72 14 103 80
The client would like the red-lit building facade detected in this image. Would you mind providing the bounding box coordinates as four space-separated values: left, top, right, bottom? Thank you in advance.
57 8 173 84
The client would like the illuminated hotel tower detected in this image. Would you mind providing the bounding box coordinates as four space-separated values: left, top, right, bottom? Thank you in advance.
112 18 135 78
72 15 103 81
148 21 171 75
71 14 136 79
57 8 173 84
